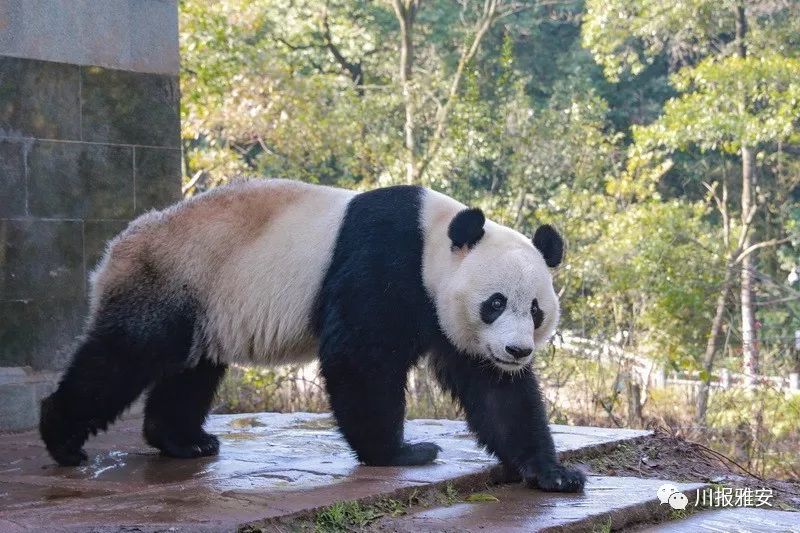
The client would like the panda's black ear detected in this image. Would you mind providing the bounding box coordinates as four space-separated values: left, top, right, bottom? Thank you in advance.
533 224 564 267
448 208 485 249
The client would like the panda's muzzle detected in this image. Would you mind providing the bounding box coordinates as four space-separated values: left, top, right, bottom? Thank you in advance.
486 346 526 369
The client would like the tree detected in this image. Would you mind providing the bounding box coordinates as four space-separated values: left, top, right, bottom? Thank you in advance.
389 0 565 183
584 0 800 421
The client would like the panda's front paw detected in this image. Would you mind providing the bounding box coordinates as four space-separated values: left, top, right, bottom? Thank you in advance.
390 441 442 466
522 462 586 493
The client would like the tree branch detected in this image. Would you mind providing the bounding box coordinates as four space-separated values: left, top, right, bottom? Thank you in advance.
321 9 364 90
734 237 792 264
417 0 501 179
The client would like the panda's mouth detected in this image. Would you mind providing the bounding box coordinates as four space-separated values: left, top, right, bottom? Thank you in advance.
486 347 523 369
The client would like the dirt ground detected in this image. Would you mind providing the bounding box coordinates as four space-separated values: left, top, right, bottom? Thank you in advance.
570 430 800 511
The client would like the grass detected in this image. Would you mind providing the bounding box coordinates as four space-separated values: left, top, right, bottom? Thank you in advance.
313 497 412 532
309 483 466 532
592 517 612 533
314 501 381 532
436 482 460 506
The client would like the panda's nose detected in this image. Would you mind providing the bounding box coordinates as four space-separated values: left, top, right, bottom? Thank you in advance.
505 345 533 359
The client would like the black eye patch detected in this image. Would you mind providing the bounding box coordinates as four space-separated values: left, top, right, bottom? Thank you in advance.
480 293 507 324
531 298 545 329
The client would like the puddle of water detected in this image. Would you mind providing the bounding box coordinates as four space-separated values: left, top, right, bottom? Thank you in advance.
289 417 336 430
228 416 268 429
221 432 259 441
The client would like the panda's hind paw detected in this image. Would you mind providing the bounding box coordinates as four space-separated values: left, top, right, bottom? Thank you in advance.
50 445 88 467
146 426 220 459
391 441 442 466
163 432 219 458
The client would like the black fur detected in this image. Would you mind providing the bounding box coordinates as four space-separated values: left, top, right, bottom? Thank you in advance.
480 293 507 324
448 207 485 248
532 224 564 267
312 186 583 490
39 276 226 466
143 357 227 458
429 339 585 492
531 298 545 329
312 186 442 466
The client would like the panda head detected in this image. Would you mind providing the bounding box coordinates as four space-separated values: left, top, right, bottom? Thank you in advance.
438 207 563 373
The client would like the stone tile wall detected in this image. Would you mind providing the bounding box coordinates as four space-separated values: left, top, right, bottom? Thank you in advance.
0 56 181 370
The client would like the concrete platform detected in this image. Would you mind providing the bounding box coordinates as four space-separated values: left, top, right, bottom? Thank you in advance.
374 475 705 532
640 507 800 532
0 412 650 531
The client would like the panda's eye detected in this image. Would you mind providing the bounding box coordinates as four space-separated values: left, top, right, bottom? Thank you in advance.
531 298 545 329
480 293 507 324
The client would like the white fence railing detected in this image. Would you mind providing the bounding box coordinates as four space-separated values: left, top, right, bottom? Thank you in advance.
553 332 800 395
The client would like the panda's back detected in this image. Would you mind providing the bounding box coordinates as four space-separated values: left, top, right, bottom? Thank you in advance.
90 179 355 365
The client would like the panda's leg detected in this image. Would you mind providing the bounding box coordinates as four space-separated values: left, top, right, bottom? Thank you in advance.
143 357 227 458
319 343 440 466
39 333 158 466
430 346 585 493
39 291 198 467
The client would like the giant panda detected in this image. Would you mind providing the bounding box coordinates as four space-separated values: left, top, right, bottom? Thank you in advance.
39 179 585 493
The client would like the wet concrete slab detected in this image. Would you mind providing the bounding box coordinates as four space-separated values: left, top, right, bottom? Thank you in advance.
0 412 650 531
374 476 705 532
640 507 800 532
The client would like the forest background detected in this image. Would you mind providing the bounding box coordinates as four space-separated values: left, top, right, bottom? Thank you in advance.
179 0 800 478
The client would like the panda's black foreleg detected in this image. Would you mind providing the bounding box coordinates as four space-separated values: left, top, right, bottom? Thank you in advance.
319 345 440 466
430 346 585 493
143 357 227 458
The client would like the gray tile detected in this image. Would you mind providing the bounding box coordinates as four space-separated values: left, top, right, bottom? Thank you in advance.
0 139 28 216
0 298 86 369
0 218 84 301
0 0 179 75
81 67 180 147
0 56 81 140
0 381 37 431
84 219 128 273
27 141 134 219
134 147 180 213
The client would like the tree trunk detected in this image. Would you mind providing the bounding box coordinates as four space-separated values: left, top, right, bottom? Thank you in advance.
736 1 759 386
740 147 758 384
696 261 734 424
626 378 642 428
392 0 418 184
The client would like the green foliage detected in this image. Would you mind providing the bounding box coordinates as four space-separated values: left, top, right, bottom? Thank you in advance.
184 1 800 473
582 0 735 82
536 189 723 363
582 0 800 379
180 0 400 187
636 55 800 153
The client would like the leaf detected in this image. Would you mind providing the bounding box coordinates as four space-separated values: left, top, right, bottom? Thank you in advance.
465 492 499 502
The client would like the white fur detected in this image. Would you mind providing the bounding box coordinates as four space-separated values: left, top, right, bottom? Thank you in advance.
90 179 354 367
420 189 560 372
204 184 354 365
91 181 558 373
